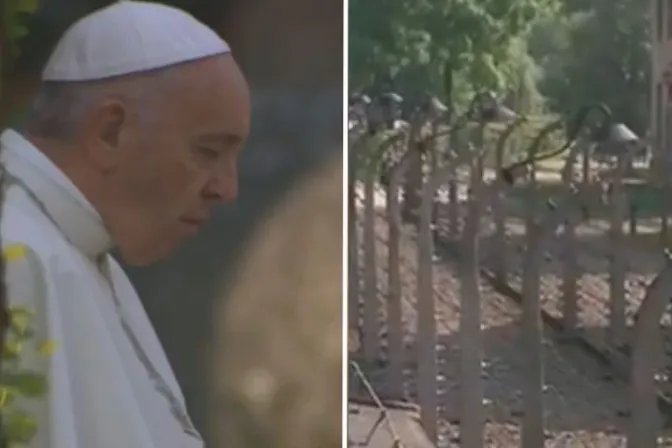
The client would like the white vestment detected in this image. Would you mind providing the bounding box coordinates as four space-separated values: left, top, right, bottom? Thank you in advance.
0 129 203 448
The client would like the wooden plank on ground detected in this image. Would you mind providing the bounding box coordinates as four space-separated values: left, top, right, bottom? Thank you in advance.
348 402 435 448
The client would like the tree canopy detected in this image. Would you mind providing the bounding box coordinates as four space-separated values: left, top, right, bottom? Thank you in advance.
530 0 650 133
350 0 651 128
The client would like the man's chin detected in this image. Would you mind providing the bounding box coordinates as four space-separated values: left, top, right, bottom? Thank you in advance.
117 240 183 267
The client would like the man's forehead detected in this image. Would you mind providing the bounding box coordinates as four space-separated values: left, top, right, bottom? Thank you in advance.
177 58 251 124
172 55 246 87
182 93 251 141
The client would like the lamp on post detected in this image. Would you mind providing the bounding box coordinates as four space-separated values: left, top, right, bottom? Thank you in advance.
424 91 517 145
463 90 518 214
500 103 618 185
362 92 410 190
349 92 372 107
433 91 516 239
456 91 518 165
466 91 518 124
348 93 371 133
591 123 640 223
379 91 404 130
462 91 517 195
593 123 640 161
419 95 449 123
609 122 640 144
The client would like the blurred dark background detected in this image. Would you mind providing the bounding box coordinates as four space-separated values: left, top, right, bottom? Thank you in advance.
2 0 343 445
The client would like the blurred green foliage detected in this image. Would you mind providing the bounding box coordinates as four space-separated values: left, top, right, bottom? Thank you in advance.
2 0 39 61
0 306 53 447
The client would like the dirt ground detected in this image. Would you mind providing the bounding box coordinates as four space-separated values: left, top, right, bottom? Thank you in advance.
351 184 672 447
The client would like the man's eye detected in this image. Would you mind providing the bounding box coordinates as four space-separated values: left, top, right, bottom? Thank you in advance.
196 147 220 160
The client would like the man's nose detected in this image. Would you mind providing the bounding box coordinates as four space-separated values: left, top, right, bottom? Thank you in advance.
203 169 238 203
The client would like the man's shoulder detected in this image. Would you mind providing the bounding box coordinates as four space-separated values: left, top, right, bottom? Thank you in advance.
1 197 62 308
2 191 61 259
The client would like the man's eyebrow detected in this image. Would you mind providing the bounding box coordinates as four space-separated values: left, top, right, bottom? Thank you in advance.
194 132 242 146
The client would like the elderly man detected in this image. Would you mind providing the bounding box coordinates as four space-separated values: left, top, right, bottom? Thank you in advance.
0 1 249 447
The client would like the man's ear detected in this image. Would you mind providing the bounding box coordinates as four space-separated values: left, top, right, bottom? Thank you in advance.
83 99 127 169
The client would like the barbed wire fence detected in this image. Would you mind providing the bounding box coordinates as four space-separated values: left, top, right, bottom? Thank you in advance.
348 98 672 447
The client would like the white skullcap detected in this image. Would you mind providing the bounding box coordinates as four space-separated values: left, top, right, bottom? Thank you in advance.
42 0 231 81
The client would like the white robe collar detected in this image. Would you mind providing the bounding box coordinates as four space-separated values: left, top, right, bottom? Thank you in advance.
0 129 113 258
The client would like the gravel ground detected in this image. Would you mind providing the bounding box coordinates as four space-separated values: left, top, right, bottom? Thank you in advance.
350 185 672 447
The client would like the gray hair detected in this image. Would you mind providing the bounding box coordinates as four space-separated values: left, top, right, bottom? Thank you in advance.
23 82 100 141
23 72 175 142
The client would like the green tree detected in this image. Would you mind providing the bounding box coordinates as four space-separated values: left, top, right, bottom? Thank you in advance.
529 0 651 134
0 303 54 447
2 0 39 68
349 0 560 109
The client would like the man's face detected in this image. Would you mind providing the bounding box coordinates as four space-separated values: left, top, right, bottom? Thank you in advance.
94 55 251 265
